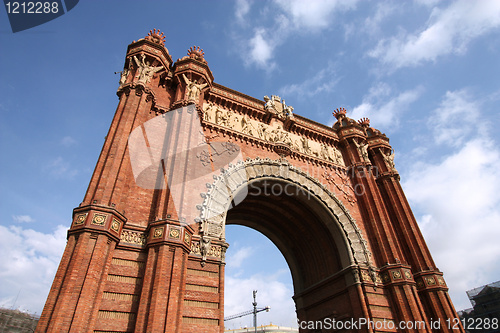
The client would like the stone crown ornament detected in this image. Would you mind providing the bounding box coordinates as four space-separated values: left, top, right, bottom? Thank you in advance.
187 46 207 64
333 107 347 119
145 28 166 46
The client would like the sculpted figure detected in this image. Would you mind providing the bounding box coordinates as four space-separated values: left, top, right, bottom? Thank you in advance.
215 107 229 127
182 74 208 102
270 126 286 143
334 147 345 166
133 54 163 85
200 237 212 263
380 148 397 172
203 102 214 122
300 137 311 154
119 62 131 86
280 99 294 119
320 144 333 162
240 115 253 135
354 139 370 163
282 132 293 146
264 95 274 112
257 123 268 141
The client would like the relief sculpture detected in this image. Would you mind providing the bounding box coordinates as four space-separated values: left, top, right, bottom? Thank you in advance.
203 98 345 166
133 54 163 85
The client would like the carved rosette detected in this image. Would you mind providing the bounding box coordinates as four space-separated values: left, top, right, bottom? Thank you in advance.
377 266 422 287
359 266 382 285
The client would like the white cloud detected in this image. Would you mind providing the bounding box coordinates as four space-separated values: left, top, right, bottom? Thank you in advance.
12 215 35 223
369 0 500 69
227 246 253 268
238 0 358 69
274 0 358 31
0 224 67 313
430 89 483 147
350 83 423 128
224 271 296 329
403 137 500 311
44 156 78 179
361 2 398 37
235 0 251 25
60 136 76 147
247 29 276 70
403 89 500 310
414 0 441 7
279 62 339 99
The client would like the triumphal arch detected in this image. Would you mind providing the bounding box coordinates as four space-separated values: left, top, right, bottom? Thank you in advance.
36 30 464 332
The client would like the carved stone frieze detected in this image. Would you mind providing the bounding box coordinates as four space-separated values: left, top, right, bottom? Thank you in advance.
202 101 345 166
120 230 148 247
191 240 201 255
190 239 222 260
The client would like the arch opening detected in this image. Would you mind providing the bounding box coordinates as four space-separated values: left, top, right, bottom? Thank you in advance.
224 225 297 329
198 159 375 324
226 178 349 293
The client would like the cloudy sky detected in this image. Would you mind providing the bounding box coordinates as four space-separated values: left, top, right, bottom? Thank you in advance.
1 0 500 329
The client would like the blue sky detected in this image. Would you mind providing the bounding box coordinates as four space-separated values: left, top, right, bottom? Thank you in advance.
1 0 500 329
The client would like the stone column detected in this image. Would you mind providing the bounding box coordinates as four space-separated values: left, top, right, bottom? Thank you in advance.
371 143 464 332
134 221 193 333
35 205 126 333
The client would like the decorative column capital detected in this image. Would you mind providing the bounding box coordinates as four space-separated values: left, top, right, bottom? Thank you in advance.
378 264 416 287
146 219 194 253
414 270 448 291
70 204 127 242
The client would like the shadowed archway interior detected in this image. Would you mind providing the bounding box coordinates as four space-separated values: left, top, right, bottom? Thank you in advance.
226 178 352 313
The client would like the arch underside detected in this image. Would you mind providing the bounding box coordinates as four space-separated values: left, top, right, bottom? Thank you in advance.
225 177 346 291
198 157 373 318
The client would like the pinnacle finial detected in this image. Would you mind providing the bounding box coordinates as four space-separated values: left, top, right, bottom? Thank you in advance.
145 28 166 46
188 46 206 63
333 107 347 119
358 117 370 127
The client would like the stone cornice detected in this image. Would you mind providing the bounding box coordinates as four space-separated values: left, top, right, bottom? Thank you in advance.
174 57 214 83
208 83 265 117
291 115 339 142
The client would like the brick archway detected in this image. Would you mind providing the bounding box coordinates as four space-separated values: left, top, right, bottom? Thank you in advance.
198 158 377 325
199 158 372 269
36 31 464 333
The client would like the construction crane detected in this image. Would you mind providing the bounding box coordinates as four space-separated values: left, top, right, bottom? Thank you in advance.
224 290 270 333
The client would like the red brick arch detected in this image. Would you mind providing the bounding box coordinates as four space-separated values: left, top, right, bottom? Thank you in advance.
36 31 464 333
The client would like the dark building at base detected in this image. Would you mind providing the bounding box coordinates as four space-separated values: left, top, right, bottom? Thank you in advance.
458 281 500 333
